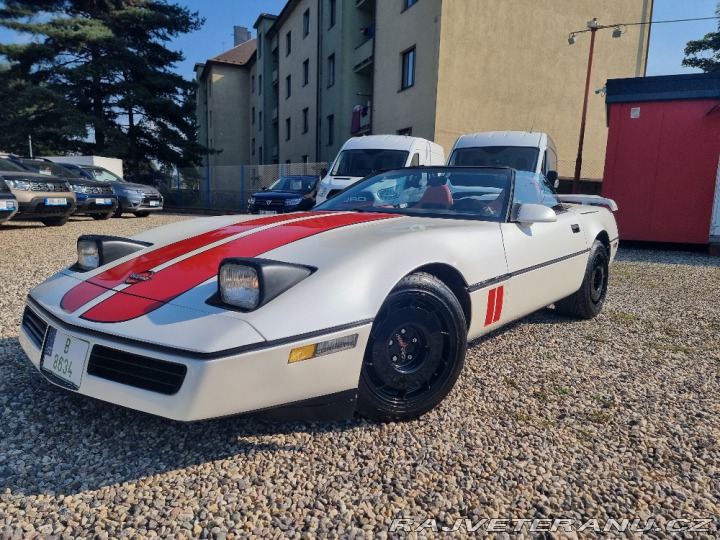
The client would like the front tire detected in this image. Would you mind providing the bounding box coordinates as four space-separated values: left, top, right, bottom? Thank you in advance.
357 272 467 422
133 211 150 218
92 212 113 220
554 239 609 319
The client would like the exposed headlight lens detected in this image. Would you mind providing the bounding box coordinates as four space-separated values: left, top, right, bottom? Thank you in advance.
248 197 256 205
77 239 100 271
63 182 72 191
219 264 260 310
317 185 328 197
72 185 85 193
5 179 30 190
285 197 303 206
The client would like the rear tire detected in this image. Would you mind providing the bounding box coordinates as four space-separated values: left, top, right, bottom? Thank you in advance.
92 212 112 220
554 239 609 319
41 215 69 227
357 272 467 422
133 211 150 218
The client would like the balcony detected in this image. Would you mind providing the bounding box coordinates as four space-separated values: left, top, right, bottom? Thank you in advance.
354 38 373 75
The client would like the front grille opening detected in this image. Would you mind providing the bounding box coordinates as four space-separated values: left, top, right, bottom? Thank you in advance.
88 345 186 395
21 307 48 348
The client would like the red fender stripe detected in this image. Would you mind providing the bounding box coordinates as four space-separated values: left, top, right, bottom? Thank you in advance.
492 285 504 323
60 213 303 313
80 212 398 323
484 288 497 326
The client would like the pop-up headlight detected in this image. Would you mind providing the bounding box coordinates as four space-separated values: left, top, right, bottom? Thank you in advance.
218 258 314 311
74 235 152 272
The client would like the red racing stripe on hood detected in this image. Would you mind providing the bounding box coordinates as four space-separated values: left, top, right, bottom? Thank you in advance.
60 213 301 313
80 212 399 323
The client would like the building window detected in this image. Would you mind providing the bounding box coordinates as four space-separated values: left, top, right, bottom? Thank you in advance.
401 47 416 89
302 108 309 133
403 0 418 10
259 146 263 163
286 75 291 98
329 0 336 27
259 111 263 131
286 31 291 56
251 107 255 125
251 75 255 93
302 155 309 163
285 117 291 141
327 53 335 87
397 127 413 136
252 138 256 155
258 33 262 58
259 74 262 95
303 9 310 37
327 114 334 145
303 59 309 86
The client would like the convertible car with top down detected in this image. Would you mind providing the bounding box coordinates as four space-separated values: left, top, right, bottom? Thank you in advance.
19 166 619 422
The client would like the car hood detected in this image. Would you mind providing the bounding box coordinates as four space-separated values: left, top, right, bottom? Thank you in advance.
29 211 506 350
252 190 309 200
114 181 160 194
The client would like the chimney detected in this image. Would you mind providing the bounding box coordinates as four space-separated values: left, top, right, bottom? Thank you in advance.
234 26 252 46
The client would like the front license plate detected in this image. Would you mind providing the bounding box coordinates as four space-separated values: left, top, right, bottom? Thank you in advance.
149 200 160 207
41 327 90 389
259 209 277 214
0 201 14 210
95 198 112 205
45 198 67 206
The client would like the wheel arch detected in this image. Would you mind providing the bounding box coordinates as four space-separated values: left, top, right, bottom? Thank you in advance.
595 230 610 255
405 263 472 329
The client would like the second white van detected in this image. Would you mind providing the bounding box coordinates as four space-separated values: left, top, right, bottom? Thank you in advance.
315 135 445 204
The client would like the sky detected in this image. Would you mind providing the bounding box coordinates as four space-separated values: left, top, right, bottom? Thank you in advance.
0 0 717 79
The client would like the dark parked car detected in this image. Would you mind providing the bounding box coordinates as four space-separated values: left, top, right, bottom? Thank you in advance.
0 178 18 224
0 157 76 226
247 175 320 214
58 163 163 218
7 157 118 220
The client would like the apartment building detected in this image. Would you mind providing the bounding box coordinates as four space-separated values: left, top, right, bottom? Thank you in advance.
197 0 653 178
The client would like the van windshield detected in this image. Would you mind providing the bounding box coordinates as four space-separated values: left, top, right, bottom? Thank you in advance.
330 149 409 177
448 146 539 172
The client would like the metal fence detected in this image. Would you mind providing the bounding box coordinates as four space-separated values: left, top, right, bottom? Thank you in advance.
159 162 330 213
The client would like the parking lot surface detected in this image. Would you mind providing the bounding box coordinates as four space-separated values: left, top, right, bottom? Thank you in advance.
1 215 719 538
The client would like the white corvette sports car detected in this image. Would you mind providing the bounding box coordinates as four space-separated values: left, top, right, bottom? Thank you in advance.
19 167 618 422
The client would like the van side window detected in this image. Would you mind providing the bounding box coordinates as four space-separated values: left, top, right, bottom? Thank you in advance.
410 153 420 166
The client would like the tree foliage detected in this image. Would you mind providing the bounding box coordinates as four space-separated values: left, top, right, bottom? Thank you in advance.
0 0 205 176
682 4 720 72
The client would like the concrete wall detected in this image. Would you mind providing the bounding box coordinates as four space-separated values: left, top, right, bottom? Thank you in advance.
434 0 653 177
277 0 319 163
372 0 442 141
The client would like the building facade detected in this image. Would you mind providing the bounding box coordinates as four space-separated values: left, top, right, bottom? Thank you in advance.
197 0 654 179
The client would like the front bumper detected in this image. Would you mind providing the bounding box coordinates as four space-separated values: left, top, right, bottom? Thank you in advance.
15 196 76 219
19 299 370 421
73 195 119 215
0 197 18 223
118 193 163 213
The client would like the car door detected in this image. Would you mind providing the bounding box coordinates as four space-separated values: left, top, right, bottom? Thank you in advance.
500 173 589 321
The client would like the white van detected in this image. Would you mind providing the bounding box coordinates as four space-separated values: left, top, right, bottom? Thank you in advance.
315 135 445 204
447 131 559 183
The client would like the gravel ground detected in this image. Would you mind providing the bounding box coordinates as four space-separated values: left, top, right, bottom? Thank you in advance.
0 214 719 539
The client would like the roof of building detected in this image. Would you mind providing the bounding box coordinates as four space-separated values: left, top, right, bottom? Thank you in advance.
208 39 257 67
605 72 720 104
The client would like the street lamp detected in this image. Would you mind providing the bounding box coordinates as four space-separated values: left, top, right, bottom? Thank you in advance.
567 18 625 194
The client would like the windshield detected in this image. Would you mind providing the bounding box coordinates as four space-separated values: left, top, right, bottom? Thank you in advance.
448 146 539 172
269 176 317 192
330 149 409 177
81 167 125 182
315 167 512 221
17 159 80 178
0 159 26 172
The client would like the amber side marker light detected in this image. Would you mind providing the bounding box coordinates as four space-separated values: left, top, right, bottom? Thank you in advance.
288 334 359 364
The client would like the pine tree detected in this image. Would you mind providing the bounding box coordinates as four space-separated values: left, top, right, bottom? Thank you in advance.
682 4 720 72
0 0 205 176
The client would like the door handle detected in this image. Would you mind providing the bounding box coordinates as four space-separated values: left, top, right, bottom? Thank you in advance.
571 224 581 233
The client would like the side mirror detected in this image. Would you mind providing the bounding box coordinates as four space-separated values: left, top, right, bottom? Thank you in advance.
513 203 557 225
262 186 268 191
547 170 559 189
